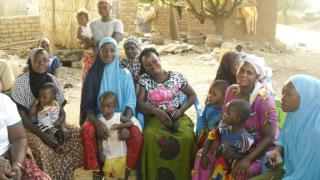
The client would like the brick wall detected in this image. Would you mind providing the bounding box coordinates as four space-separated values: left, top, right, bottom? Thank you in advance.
0 15 41 43
119 0 139 34
186 0 277 42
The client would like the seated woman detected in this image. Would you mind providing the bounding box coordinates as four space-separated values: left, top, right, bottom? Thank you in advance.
0 59 21 96
222 54 279 178
137 48 198 180
80 37 141 178
0 93 50 180
11 48 83 180
121 36 142 86
251 74 320 179
214 51 241 85
25 38 60 77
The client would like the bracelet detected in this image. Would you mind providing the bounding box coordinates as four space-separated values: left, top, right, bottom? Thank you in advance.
12 162 23 170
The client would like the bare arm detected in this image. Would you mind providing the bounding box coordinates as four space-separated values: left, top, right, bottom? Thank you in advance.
112 32 123 43
29 100 38 117
8 123 27 165
18 109 43 137
180 82 196 113
54 107 66 128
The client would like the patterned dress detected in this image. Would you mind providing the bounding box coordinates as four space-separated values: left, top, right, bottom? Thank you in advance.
139 72 197 180
222 84 279 178
121 56 141 84
12 72 83 180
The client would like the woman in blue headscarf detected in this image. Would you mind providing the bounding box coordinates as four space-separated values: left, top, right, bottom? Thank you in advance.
80 37 142 178
251 74 320 179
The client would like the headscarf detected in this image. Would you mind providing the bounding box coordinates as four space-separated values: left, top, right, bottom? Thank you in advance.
277 75 320 179
241 54 275 96
215 51 240 85
28 48 52 98
97 0 112 6
80 37 136 125
124 36 142 49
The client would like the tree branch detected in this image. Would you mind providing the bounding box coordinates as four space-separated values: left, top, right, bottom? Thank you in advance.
186 0 205 23
225 0 242 19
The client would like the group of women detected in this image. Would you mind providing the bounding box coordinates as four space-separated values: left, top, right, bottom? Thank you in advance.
0 0 319 179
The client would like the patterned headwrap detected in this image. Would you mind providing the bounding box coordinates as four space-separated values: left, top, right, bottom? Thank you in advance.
124 36 142 49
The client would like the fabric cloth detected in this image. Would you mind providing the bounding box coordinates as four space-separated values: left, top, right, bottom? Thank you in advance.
103 156 126 179
124 36 142 48
80 121 142 171
36 100 60 133
99 113 127 159
139 72 187 114
141 115 197 180
196 103 222 148
80 37 136 124
277 75 320 179
214 51 239 85
81 50 96 84
223 84 279 177
237 6 258 34
0 60 16 92
192 126 254 180
26 125 83 180
0 93 21 156
80 25 93 39
121 56 141 84
90 19 124 43
12 72 65 114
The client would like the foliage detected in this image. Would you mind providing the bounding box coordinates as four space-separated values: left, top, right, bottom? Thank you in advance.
278 0 309 12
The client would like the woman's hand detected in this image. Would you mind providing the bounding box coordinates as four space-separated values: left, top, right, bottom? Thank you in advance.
91 117 109 140
40 133 59 148
118 128 130 141
268 148 283 168
155 109 172 127
232 157 252 177
0 168 15 180
170 109 183 121
11 163 22 180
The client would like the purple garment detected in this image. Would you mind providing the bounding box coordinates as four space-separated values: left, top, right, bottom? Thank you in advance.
222 84 279 177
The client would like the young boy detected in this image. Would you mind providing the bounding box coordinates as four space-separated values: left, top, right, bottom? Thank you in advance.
197 80 229 148
193 99 254 180
97 91 142 180
30 82 69 152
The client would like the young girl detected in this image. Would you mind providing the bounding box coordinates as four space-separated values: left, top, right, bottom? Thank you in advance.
29 82 69 152
192 99 254 180
25 38 60 77
98 91 142 180
196 80 229 148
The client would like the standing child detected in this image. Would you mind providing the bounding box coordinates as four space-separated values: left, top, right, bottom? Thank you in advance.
29 82 69 152
192 99 254 180
196 80 229 148
97 91 142 180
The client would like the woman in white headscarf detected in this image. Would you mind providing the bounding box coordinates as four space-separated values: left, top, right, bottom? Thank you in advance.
220 54 279 179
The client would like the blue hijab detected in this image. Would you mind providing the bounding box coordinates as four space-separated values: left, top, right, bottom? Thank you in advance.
277 74 320 179
80 37 136 125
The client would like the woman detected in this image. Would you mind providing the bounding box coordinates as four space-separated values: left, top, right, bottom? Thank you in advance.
0 59 21 95
121 36 142 85
0 93 50 180
252 74 320 179
25 38 60 77
222 54 279 178
138 48 198 180
11 48 83 180
81 0 124 82
214 51 241 85
80 37 140 176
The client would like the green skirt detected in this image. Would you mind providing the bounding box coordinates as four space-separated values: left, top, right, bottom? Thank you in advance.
141 115 198 180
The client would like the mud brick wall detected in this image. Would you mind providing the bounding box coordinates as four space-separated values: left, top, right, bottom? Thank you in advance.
119 0 139 34
0 15 41 43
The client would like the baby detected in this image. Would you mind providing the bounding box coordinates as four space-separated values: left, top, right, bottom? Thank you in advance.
193 99 254 180
30 82 69 152
76 8 93 49
97 91 142 180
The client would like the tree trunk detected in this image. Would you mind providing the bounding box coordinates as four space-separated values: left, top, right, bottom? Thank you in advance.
215 18 225 35
170 3 180 41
